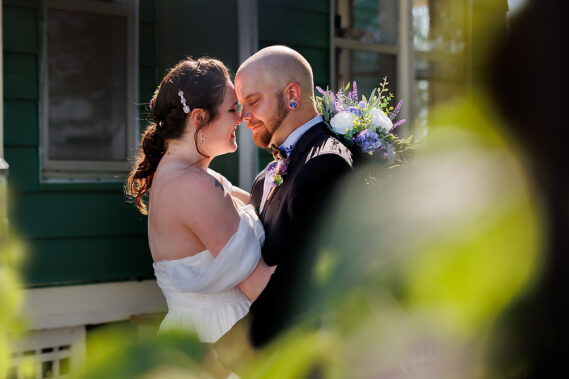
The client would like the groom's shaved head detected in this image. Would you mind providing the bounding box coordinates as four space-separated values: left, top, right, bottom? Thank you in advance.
237 45 314 97
236 46 319 148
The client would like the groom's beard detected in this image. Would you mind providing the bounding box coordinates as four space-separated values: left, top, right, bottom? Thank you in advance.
253 95 289 148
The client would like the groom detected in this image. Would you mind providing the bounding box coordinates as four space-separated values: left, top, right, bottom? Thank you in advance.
235 45 353 347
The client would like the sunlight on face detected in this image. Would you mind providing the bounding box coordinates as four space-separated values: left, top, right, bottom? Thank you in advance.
201 82 241 157
235 67 288 148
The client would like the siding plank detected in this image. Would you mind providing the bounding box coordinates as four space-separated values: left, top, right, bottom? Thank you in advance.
3 53 38 100
22 236 154 287
3 100 39 146
2 6 38 54
259 4 329 49
3 146 40 192
11 192 148 239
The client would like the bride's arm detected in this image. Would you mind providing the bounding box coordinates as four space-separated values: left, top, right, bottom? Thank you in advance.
164 171 264 294
231 186 250 204
238 259 275 302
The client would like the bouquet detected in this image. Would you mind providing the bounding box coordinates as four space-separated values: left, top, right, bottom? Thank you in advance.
313 77 414 167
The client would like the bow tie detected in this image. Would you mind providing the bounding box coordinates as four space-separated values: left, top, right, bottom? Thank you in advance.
269 144 287 160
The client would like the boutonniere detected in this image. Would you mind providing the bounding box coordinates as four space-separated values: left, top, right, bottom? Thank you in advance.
273 158 289 187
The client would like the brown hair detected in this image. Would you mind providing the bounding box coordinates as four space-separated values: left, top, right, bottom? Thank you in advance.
125 57 230 214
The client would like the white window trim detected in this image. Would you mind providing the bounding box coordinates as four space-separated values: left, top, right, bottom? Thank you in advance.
39 0 139 181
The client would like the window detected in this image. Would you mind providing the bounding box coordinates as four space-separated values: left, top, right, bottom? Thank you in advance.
41 0 137 180
412 0 467 140
332 0 469 141
333 0 399 97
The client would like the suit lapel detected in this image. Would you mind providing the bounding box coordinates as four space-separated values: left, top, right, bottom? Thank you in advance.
287 122 329 168
260 123 329 217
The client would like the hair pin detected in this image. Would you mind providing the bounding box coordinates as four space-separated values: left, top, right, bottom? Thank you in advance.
178 91 190 113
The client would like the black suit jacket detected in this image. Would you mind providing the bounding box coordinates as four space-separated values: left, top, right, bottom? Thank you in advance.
248 122 353 347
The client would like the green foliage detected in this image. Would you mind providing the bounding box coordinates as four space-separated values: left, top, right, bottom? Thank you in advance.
0 234 25 378
64 94 541 378
75 328 207 379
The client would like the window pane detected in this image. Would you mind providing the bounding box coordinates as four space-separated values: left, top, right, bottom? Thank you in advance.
335 48 397 100
335 0 398 45
413 0 466 54
47 8 127 162
414 58 465 141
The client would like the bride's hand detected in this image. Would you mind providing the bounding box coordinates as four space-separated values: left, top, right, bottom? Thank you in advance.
238 259 275 302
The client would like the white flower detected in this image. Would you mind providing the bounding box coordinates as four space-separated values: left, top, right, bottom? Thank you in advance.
330 111 356 135
369 107 393 132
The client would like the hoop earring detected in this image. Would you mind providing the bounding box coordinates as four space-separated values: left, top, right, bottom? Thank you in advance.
289 101 298 109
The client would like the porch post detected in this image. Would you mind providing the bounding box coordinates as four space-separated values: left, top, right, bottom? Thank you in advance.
237 0 259 189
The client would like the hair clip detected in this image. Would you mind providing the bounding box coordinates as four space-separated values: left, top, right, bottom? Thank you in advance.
178 91 190 113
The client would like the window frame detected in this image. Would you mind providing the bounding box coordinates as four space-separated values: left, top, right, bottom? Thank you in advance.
330 0 472 125
39 0 139 181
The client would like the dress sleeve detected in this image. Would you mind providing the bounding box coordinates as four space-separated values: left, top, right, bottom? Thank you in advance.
164 209 262 293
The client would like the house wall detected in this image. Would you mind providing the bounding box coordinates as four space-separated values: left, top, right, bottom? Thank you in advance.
3 0 156 287
2 0 243 288
154 0 240 185
257 0 330 167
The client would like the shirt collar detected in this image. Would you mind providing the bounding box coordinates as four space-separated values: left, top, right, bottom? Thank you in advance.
279 115 323 157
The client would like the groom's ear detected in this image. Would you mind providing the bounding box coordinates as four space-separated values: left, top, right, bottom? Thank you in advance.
284 82 301 107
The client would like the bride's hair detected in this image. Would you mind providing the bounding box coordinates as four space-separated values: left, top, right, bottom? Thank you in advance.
125 57 230 214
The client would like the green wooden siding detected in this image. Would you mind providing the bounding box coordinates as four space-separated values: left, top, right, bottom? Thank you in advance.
2 0 157 287
2 0 246 287
257 0 331 167
152 0 240 185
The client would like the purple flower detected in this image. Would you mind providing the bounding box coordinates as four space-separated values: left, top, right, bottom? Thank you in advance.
267 158 289 188
392 119 406 129
389 100 403 120
356 129 382 154
349 106 362 117
276 158 288 175
334 97 344 113
348 81 358 101
316 86 326 95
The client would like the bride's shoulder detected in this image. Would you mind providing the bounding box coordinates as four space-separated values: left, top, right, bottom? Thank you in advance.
171 168 226 199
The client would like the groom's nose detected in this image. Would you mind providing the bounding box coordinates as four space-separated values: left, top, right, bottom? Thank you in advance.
240 105 251 121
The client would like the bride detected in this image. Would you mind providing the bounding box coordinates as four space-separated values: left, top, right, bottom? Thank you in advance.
126 57 274 344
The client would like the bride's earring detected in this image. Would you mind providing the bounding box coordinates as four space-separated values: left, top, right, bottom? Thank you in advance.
200 130 205 144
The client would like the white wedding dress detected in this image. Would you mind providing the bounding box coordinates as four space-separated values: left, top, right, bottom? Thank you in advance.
153 202 265 343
